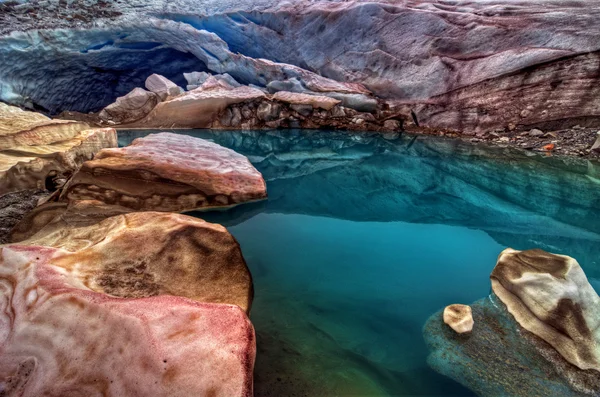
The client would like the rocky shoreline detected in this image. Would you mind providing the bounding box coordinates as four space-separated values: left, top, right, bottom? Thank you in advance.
45 110 600 161
52 70 600 160
416 126 600 160
57 72 400 133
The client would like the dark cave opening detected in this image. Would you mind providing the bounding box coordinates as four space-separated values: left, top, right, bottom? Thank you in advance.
44 172 57 192
22 46 209 115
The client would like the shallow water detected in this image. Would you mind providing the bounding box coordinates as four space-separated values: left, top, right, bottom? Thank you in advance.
120 129 600 396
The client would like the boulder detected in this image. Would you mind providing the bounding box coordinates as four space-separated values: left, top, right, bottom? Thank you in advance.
231 107 243 126
1 127 117 194
0 103 117 194
215 73 242 88
291 103 313 117
194 75 238 91
220 107 234 126
325 92 379 113
127 82 265 128
0 103 89 149
443 304 474 334
266 81 375 112
99 87 159 124
145 73 184 101
491 248 600 371
60 132 267 212
184 71 210 90
383 119 401 131
528 129 545 137
592 132 600 152
0 211 255 396
266 78 306 94
0 101 49 131
272 91 340 111
19 210 254 312
184 73 241 91
257 101 281 122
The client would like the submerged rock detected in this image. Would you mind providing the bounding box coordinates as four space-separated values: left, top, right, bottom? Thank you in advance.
0 211 255 396
425 295 598 397
425 249 600 396
60 132 267 212
0 103 117 194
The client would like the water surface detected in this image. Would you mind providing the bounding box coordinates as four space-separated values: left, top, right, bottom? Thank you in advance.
120 129 600 396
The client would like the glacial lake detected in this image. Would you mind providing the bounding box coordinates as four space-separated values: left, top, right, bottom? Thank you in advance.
119 129 600 397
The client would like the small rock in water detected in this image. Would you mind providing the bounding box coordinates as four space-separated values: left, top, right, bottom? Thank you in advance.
443 304 474 334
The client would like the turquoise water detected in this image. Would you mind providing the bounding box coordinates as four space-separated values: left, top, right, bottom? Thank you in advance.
120 130 600 396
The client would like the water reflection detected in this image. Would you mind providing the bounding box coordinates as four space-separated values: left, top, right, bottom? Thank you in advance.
121 129 600 275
